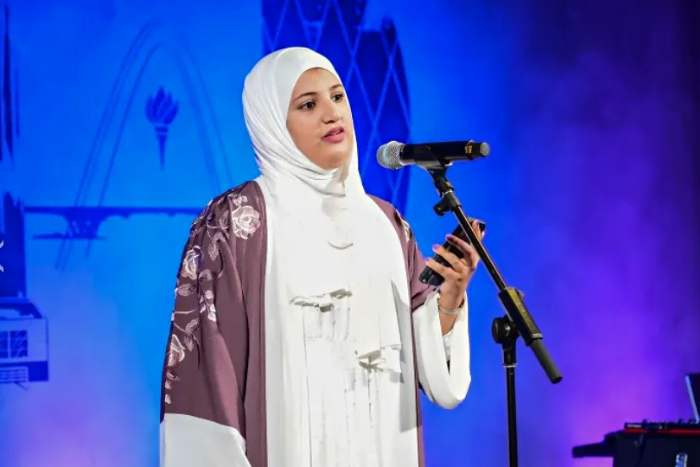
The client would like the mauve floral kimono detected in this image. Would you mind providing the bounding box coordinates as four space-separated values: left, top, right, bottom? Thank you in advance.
160 181 471 467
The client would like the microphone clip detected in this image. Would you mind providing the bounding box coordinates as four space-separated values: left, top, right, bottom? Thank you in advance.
426 166 458 217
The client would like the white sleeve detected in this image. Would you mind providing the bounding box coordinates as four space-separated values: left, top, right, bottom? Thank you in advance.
412 290 471 409
160 413 251 467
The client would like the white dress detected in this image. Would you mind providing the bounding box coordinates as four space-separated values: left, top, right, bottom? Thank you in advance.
300 285 470 467
261 195 473 467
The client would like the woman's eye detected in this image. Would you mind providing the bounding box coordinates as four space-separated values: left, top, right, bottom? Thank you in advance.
332 93 345 102
299 101 315 110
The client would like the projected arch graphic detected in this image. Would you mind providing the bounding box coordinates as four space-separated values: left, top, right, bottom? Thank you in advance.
263 0 413 212
27 21 233 270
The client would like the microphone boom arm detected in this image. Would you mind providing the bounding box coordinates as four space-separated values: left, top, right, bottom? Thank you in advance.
425 161 562 467
429 164 561 381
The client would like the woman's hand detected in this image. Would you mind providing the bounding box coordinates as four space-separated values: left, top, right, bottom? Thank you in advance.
425 220 485 310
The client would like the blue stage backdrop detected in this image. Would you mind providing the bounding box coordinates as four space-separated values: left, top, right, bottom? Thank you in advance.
1 0 699 466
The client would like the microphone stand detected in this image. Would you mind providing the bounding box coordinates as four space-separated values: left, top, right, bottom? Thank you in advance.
423 159 562 467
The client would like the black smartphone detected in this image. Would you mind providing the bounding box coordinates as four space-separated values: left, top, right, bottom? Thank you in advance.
418 219 486 287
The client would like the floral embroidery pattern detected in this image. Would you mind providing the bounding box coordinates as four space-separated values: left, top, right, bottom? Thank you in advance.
199 284 217 322
175 283 195 297
208 232 226 261
180 246 201 280
164 186 262 405
229 194 261 239
167 334 186 367
232 205 261 239
399 213 412 243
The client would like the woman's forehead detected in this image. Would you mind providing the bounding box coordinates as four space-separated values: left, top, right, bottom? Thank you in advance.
293 68 341 90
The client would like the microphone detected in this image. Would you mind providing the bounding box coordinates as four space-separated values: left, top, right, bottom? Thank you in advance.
377 140 490 170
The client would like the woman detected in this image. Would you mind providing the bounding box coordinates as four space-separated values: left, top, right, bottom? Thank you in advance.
159 47 483 467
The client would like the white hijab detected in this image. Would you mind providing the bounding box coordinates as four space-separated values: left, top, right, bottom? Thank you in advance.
242 47 362 198
242 47 412 464
242 48 359 255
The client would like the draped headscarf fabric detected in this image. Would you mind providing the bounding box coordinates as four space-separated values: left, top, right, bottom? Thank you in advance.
242 47 413 465
242 48 361 199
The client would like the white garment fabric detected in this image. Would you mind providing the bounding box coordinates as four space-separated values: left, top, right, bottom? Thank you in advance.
160 414 249 467
244 46 413 466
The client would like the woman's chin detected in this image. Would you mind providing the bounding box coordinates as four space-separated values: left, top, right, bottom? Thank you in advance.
315 148 352 170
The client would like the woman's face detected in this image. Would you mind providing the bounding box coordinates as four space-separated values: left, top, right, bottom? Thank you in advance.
286 68 355 170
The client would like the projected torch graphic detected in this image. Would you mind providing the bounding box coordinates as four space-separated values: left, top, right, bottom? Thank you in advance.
146 86 179 167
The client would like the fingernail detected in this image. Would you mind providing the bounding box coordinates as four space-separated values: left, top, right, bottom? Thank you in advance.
432 244 440 251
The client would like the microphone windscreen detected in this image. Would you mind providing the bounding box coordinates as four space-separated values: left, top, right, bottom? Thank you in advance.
376 141 404 170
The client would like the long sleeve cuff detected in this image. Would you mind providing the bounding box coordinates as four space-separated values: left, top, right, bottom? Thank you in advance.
412 290 472 409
